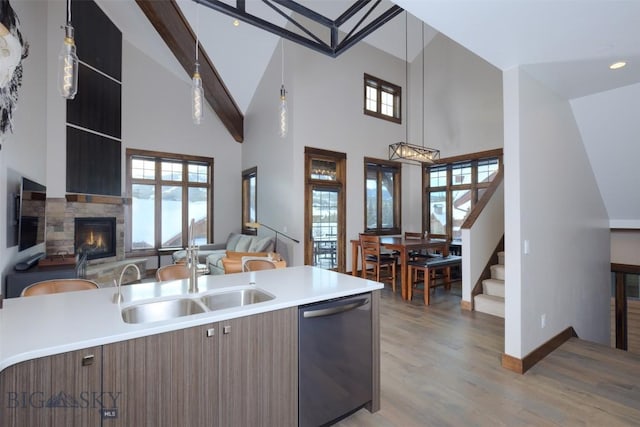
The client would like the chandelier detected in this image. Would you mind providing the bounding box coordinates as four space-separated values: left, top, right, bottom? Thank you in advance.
389 13 439 165
389 142 439 164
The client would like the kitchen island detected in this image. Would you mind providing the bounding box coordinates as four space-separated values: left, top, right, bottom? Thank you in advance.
0 266 382 426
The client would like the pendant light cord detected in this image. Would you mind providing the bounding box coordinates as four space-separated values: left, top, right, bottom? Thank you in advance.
67 0 72 24
422 21 425 148
281 39 285 85
405 11 408 143
195 2 200 63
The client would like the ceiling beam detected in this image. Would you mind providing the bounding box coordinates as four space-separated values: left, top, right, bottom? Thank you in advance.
197 0 403 58
136 0 244 142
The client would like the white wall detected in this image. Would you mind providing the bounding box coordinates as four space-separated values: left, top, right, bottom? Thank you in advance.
0 1 49 284
244 32 503 268
1 1 242 288
121 41 241 245
611 231 640 265
571 82 640 229
504 68 610 358
422 34 504 158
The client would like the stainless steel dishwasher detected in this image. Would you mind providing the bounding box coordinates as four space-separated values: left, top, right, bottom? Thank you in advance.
298 293 372 427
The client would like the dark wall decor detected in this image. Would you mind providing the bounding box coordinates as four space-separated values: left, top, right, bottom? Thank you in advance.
0 0 29 142
66 0 122 196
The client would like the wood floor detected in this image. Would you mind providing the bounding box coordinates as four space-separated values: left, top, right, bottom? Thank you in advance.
337 284 640 426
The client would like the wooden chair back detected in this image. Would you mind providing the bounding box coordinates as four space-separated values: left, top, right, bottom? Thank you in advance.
242 256 279 272
404 231 423 240
21 279 99 297
359 234 396 291
156 264 190 281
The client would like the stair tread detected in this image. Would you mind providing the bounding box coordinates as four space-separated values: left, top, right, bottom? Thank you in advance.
474 294 505 318
475 293 504 302
483 278 504 285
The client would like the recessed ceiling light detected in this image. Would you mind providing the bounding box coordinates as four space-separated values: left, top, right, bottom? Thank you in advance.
609 61 627 70
233 19 240 27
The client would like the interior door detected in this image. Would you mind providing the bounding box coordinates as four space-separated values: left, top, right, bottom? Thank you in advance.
304 147 346 272
310 188 339 269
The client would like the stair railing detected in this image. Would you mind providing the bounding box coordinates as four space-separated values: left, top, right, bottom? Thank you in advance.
610 263 640 351
460 166 504 309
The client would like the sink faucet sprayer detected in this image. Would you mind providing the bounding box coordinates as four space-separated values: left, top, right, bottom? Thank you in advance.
187 218 199 293
113 263 141 304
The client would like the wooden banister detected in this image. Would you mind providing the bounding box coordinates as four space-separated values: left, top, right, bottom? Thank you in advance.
461 166 504 230
610 263 640 351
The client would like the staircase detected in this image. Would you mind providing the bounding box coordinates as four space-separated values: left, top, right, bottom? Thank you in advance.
474 251 505 318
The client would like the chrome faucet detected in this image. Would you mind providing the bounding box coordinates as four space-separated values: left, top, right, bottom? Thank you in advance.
113 263 141 304
186 246 199 293
187 218 199 293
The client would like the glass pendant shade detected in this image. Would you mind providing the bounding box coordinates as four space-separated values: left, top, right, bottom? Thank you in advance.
192 68 203 124
58 24 78 100
279 84 288 138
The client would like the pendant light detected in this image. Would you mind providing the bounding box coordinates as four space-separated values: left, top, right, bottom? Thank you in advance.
279 39 288 138
192 3 203 125
389 14 439 164
58 0 78 99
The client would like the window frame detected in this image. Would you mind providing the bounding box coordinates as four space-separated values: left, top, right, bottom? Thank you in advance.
423 149 502 240
241 167 257 236
363 73 402 124
125 148 214 256
364 157 402 235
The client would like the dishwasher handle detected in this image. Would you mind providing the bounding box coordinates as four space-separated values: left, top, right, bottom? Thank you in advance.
302 297 369 318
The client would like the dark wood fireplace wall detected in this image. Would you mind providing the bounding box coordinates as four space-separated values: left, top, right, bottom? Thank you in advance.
66 0 122 197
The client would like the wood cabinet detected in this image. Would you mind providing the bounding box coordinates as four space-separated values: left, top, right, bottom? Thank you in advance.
218 308 298 426
102 323 217 426
102 307 297 426
0 307 297 426
0 347 102 426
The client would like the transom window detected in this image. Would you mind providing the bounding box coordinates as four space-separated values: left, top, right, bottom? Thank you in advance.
424 150 501 240
364 158 401 235
126 149 213 253
363 74 401 124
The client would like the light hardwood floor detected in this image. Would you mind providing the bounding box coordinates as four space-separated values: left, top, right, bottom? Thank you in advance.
337 284 640 426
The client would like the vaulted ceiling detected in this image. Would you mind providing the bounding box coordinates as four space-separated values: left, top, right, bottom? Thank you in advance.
96 0 640 225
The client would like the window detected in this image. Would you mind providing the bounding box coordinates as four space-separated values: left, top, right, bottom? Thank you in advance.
126 149 213 253
364 158 401 235
363 74 401 124
424 150 501 240
242 167 257 235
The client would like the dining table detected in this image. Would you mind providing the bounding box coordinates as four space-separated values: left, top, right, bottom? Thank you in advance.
351 236 450 300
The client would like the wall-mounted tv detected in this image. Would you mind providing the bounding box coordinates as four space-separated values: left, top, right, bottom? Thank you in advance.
18 177 46 252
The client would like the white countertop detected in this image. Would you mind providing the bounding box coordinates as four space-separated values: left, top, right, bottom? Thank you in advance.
0 266 382 371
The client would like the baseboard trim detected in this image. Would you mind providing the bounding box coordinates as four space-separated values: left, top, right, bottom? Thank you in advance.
460 300 472 311
501 326 578 374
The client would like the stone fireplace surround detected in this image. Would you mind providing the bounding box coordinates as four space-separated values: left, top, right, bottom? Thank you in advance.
46 196 125 262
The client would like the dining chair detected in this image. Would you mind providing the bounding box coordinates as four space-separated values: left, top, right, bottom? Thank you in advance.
359 234 397 292
21 278 99 297
242 256 278 272
156 264 190 281
404 231 429 261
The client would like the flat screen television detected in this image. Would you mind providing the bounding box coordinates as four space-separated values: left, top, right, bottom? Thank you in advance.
18 177 46 252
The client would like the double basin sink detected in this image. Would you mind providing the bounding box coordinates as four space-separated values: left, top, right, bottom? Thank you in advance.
121 288 274 324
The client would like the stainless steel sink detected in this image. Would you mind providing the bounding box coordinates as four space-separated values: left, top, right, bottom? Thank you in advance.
121 298 206 324
199 288 274 311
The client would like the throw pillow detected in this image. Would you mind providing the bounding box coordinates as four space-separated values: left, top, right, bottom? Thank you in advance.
235 235 253 252
249 236 273 253
225 233 242 250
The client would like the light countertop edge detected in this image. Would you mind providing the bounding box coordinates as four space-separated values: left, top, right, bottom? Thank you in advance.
0 266 383 371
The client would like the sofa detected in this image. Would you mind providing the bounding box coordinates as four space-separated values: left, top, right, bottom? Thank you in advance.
172 232 275 275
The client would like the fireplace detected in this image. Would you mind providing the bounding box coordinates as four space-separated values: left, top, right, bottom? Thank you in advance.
75 217 117 260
